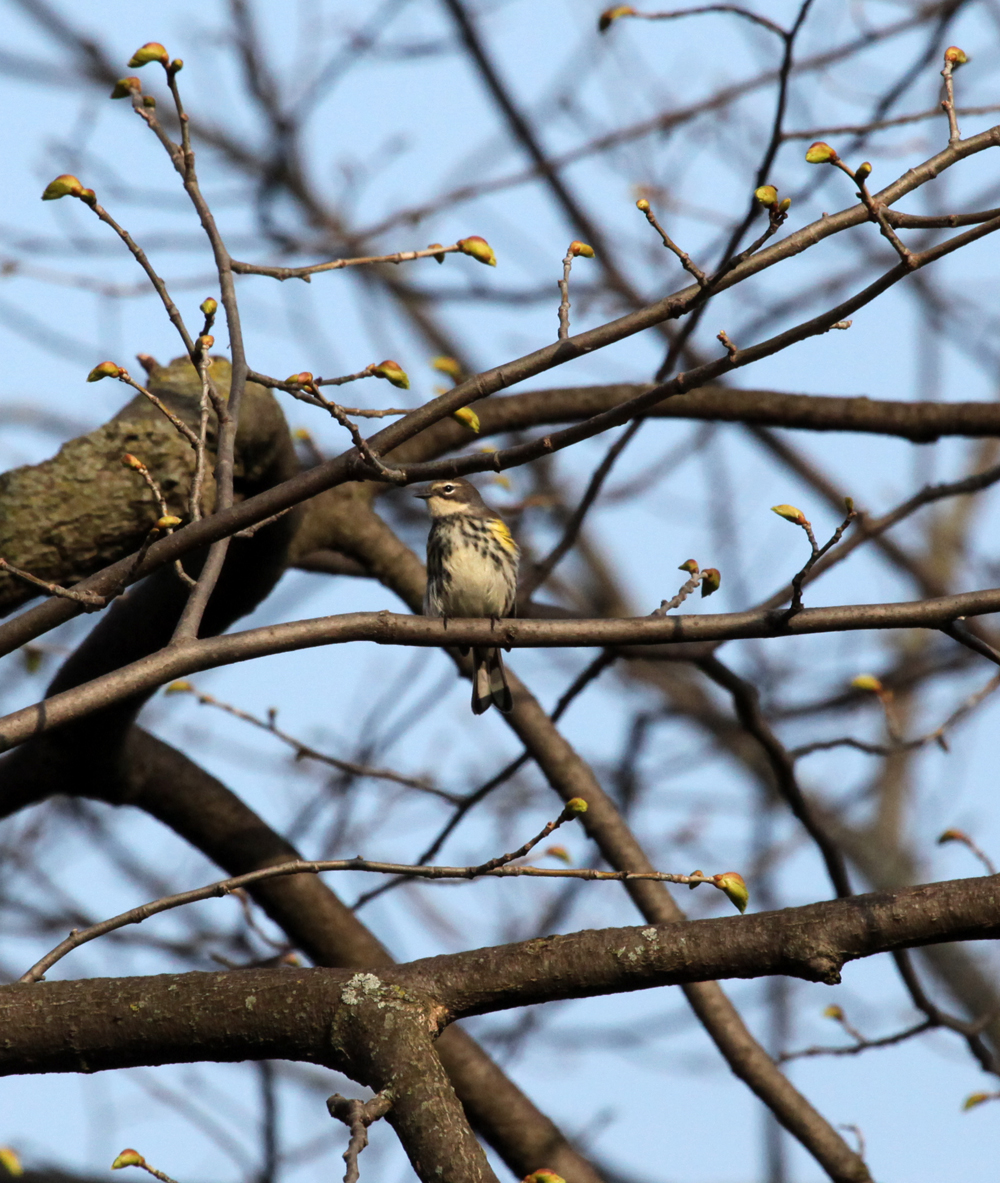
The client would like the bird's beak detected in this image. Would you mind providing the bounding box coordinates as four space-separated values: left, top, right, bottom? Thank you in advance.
412 487 433 500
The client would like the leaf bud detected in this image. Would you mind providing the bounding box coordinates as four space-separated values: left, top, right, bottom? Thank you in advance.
111 1151 147 1170
110 77 142 99
293 427 313 443
568 240 595 258
200 296 218 317
523 1172 566 1183
170 59 184 72
286 372 314 386
598 5 636 31
197 334 214 351
855 161 872 183
87 361 123 382
165 681 192 695
944 46 968 65
963 1092 993 1111
545 845 572 865
823 1004 844 1020
121 453 144 470
451 406 480 433
678 559 699 574
0 1148 24 1177
373 359 410 389
565 797 588 814
700 567 721 597
687 870 704 889
844 496 854 513
79 189 97 206
154 515 182 530
754 184 778 208
937 828 969 845
142 95 157 108
431 355 463 380
41 174 84 201
635 197 650 211
805 141 838 164
456 236 497 266
428 242 446 264
778 197 792 212
712 871 749 914
128 43 170 68
850 674 883 693
771 503 809 526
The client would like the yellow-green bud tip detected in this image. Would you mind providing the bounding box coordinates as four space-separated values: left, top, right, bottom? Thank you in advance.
700 567 721 598
712 871 749 914
568 240 595 258
565 797 588 815
0 1148 24 1177
451 407 480 433
598 5 636 31
456 236 497 266
771 503 809 526
778 197 792 212
200 297 218 316
431 355 462 379
165 680 193 694
154 515 182 530
127 43 169 68
286 372 314 386
678 558 699 574
855 162 872 182
944 46 968 65
523 1172 566 1183
823 1004 844 1020
111 1151 146 1170
804 141 838 164
937 828 969 845
635 197 650 212
545 845 572 865
88 361 123 382
963 1092 994 1111
41 174 84 201
121 453 143 470
850 674 883 693
754 184 778 207
110 77 142 99
373 360 410 389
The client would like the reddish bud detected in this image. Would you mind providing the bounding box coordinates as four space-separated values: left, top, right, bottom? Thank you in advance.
41 174 84 201
451 406 480 433
944 46 968 65
128 43 169 68
372 360 410 389
678 559 699 575
456 236 497 267
110 77 142 99
121 453 144 471
700 567 721 597
568 240 595 258
545 845 572 865
687 870 705 889
88 361 123 382
111 1151 146 1170
197 334 214 351
805 141 838 164
598 5 636 31
286 372 314 386
712 871 749 914
937 828 970 845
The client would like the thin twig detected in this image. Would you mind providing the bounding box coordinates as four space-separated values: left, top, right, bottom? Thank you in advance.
231 242 463 282
0 558 106 610
327 1093 393 1183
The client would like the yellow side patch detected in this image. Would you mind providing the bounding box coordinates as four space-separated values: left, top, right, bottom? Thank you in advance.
489 518 518 553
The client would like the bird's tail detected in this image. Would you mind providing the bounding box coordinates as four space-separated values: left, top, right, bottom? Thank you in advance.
471 647 513 715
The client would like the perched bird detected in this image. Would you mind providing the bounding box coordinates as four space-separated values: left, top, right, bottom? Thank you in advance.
415 477 520 714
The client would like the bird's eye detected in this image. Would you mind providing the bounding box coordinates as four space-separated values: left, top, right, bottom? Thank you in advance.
442 484 455 494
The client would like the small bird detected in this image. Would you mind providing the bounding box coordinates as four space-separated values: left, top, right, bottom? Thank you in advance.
415 477 520 714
